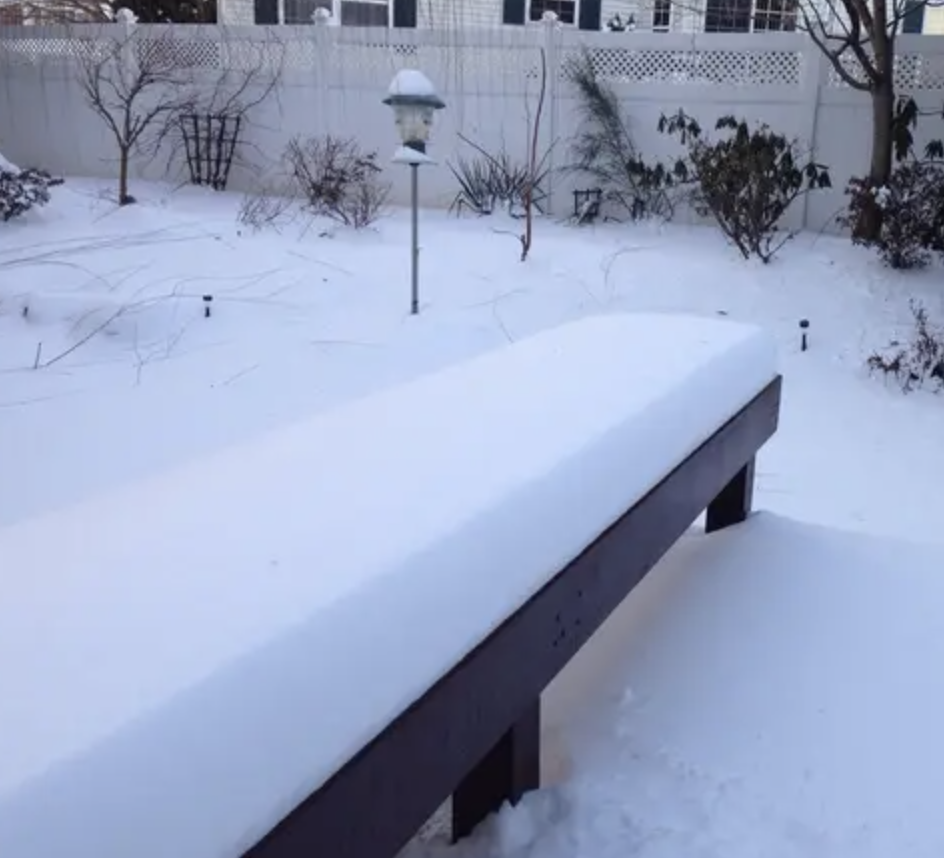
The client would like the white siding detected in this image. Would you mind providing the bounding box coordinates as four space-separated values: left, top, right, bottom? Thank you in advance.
223 0 255 24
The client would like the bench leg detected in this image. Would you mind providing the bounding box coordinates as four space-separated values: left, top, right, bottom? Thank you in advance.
705 457 755 534
452 699 541 842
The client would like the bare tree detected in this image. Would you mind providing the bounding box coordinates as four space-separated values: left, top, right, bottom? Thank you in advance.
659 0 928 237
798 0 926 237
77 21 199 204
78 21 285 203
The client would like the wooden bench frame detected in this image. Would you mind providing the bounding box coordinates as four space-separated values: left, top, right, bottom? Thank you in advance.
242 375 782 858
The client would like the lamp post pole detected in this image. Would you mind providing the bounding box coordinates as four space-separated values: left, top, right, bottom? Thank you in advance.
410 161 419 315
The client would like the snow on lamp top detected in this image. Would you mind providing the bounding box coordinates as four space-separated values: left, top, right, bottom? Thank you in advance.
386 69 440 101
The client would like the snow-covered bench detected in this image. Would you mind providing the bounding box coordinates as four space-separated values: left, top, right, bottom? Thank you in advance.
0 313 780 858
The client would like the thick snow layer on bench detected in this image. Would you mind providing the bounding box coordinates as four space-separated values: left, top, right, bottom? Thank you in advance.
0 313 777 858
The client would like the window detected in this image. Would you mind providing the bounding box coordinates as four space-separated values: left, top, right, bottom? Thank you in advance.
283 0 389 24
704 0 752 30
341 0 389 24
652 0 671 30
753 0 796 30
528 0 576 24
704 0 796 31
284 0 321 23
505 0 600 29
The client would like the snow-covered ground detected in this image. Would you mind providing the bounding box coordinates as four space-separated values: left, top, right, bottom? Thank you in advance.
3 180 944 858
407 514 944 858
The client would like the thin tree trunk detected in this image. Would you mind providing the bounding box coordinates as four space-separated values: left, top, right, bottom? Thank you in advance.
118 146 131 206
520 46 546 263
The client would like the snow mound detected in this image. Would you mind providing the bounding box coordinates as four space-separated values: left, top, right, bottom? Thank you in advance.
406 515 944 858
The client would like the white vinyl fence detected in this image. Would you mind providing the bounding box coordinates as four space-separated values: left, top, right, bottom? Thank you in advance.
2 23 944 232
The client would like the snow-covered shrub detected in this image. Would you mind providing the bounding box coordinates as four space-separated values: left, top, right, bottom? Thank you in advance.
284 135 389 229
236 183 294 233
841 163 944 269
867 301 944 393
0 165 64 223
658 111 832 263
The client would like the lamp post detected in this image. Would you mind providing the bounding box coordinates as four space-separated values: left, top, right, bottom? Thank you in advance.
383 70 445 316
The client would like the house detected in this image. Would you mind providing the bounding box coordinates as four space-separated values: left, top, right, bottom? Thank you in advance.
0 0 108 21
236 0 800 31
245 0 612 27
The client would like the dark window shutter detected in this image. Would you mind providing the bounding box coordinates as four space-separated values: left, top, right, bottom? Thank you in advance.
254 0 278 23
578 0 601 30
503 0 526 24
393 0 417 26
903 0 924 33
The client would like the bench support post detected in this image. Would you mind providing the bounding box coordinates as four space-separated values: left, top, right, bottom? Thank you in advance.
451 698 541 841
705 456 755 534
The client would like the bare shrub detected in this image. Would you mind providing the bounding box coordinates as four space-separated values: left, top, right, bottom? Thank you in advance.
343 179 390 231
237 185 294 233
284 135 389 229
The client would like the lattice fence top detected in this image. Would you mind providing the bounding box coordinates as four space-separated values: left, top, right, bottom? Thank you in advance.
3 25 944 92
827 49 944 90
560 44 802 86
0 25 542 88
135 36 221 68
0 33 110 64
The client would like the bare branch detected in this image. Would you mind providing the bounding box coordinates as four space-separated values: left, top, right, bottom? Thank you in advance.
520 44 547 262
164 27 287 190
203 26 286 117
800 4 872 90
